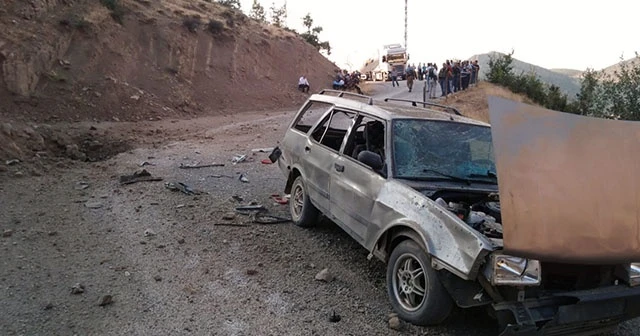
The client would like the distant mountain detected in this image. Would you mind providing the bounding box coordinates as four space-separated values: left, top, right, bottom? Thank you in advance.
550 68 583 78
600 57 640 79
468 52 582 98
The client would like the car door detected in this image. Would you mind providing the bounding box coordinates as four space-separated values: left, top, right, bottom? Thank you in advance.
330 114 388 245
302 109 356 214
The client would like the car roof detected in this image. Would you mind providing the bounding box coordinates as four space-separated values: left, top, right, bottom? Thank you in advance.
308 92 490 127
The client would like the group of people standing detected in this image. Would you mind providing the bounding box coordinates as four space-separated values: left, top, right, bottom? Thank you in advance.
389 60 481 99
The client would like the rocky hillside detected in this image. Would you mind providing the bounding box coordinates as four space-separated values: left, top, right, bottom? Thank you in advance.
0 0 339 123
468 52 582 98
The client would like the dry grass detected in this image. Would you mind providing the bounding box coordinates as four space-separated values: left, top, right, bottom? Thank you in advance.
441 81 534 123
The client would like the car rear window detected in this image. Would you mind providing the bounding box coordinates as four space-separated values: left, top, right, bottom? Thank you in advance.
293 101 334 133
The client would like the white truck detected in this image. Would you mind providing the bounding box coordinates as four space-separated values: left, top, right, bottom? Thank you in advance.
360 43 409 82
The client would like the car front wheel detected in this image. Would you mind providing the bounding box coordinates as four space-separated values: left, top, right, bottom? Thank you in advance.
290 175 319 227
387 239 453 325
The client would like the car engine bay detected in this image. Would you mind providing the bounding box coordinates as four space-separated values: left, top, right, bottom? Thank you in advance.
431 191 503 239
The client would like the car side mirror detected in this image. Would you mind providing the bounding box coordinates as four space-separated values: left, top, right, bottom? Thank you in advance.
357 150 384 171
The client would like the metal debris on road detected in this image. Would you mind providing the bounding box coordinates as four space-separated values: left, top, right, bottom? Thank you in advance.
119 169 163 185
239 174 249 183
231 154 247 164
179 162 225 169
139 161 156 167
164 181 207 195
251 147 275 153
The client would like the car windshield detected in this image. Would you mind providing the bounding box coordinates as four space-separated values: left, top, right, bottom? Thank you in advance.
392 119 497 183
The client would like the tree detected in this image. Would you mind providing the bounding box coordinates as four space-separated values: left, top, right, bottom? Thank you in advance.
249 0 266 22
269 1 287 27
217 0 241 10
299 13 331 55
570 53 640 120
486 51 515 86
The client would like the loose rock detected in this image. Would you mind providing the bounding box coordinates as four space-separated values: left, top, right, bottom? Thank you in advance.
388 316 402 330
71 283 85 294
144 229 156 237
98 295 113 306
315 268 334 282
2 229 13 237
85 202 103 209
222 212 236 220
154 275 162 282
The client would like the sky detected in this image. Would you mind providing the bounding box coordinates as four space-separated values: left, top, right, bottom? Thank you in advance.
238 0 639 71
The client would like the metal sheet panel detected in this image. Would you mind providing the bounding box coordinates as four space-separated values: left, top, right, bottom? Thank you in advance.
488 96 640 264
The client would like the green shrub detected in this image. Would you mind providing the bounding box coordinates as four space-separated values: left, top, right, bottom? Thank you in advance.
207 19 224 34
183 17 200 33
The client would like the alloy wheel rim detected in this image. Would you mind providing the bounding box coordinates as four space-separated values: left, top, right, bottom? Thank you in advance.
392 253 427 312
291 183 304 220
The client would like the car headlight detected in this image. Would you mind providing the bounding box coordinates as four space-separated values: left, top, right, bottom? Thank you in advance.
484 253 541 286
618 263 640 287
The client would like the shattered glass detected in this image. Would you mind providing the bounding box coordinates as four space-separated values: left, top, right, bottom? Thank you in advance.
392 119 497 182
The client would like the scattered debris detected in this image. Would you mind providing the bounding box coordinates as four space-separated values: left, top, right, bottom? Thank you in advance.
253 213 291 224
271 194 289 205
231 195 244 202
329 310 341 323
176 204 185 209
179 162 224 169
71 283 85 294
235 205 265 211
139 161 156 167
74 181 90 190
231 154 247 164
154 275 162 282
251 147 275 153
124 271 131 277
239 174 249 183
98 295 113 306
164 181 207 195
177 238 185 244
388 316 402 330
315 268 334 282
84 201 103 209
44 303 54 310
246 269 258 275
119 169 163 185
144 229 156 237
261 159 273 164
268 147 282 162
5 159 20 165
2 229 13 237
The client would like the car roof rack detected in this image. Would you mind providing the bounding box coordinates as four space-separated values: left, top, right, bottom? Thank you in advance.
318 89 373 106
382 98 462 116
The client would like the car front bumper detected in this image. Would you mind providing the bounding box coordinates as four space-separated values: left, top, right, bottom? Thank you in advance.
495 285 640 336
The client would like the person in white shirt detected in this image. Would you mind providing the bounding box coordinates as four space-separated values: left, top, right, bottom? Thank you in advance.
298 76 310 93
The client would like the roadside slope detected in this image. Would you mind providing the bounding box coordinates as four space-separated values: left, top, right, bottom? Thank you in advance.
0 0 339 123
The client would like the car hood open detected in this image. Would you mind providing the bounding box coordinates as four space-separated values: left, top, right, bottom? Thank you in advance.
488 96 640 264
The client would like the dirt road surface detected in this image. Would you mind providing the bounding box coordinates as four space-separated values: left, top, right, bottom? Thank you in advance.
1 108 638 336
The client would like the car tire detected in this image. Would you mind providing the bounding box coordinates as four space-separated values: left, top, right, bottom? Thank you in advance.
289 175 319 228
386 239 453 326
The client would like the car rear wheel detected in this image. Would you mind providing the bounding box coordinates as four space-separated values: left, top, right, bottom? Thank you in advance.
290 175 319 228
387 239 453 325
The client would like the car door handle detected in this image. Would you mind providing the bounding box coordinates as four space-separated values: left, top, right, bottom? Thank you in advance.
334 163 344 172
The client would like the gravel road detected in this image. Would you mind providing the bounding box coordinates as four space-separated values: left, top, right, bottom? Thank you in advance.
1 109 638 336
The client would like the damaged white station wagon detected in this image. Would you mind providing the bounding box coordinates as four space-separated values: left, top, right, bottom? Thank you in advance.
270 90 640 335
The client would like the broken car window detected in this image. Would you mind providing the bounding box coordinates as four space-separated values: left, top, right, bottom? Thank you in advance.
293 101 334 133
392 119 496 183
311 110 356 152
